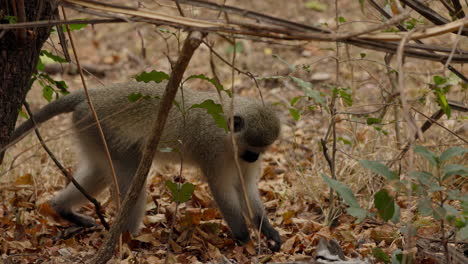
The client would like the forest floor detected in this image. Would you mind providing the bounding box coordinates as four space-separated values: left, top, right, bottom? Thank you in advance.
0 0 467 263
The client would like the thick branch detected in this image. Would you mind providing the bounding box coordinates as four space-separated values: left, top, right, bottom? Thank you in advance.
91 31 204 264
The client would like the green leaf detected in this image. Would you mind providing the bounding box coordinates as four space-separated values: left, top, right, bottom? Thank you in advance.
417 197 433 216
409 171 435 187
190 99 228 132
128 92 151 102
359 160 398 180
346 207 368 222
439 147 468 163
391 249 404 264
433 206 446 220
42 85 54 102
338 16 347 23
18 108 28 119
338 137 352 145
360 53 367 58
433 75 447 85
374 189 395 221
185 74 230 96
321 173 359 208
289 76 326 106
272 54 296 72
135 70 170 83
338 88 353 106
391 202 401 224
290 96 303 106
366 117 382 125
372 248 390 264
289 108 301 121
36 57 45 71
165 181 195 203
435 87 451 118
4 15 17 24
443 164 468 180
304 1 328 11
458 224 468 240
226 41 244 54
40 50 67 63
414 145 438 167
62 23 88 32
54 80 69 94
443 204 460 218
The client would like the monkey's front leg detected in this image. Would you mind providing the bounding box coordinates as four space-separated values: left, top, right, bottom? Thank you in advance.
242 161 282 252
204 164 251 246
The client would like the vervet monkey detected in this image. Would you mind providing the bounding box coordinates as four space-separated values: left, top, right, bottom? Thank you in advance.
7 81 282 251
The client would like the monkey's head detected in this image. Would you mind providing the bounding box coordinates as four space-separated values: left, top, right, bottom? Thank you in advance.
228 103 280 163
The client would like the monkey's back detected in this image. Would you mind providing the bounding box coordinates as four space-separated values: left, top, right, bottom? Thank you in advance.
71 81 262 164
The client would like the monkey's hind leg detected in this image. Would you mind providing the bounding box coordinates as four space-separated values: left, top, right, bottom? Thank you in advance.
110 146 146 236
50 158 110 228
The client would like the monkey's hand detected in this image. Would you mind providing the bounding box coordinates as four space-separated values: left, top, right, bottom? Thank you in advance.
264 228 281 252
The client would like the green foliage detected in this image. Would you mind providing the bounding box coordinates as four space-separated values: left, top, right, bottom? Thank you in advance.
372 248 390 264
62 23 88 32
357 145 467 241
304 1 327 11
290 76 326 106
30 50 70 103
374 189 395 221
32 73 69 102
135 70 170 83
432 75 452 118
165 180 195 203
414 145 438 166
226 41 244 54
332 86 353 106
40 50 67 63
4 15 17 24
366 117 382 125
338 137 352 146
127 92 153 102
321 173 367 221
359 160 398 180
190 99 228 132
410 145 468 239
185 74 231 96
403 18 423 30
272 54 296 72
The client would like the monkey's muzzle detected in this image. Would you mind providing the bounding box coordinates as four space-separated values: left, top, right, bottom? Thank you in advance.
240 150 260 163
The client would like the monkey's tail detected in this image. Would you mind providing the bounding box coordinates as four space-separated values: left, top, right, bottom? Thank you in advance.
4 91 86 150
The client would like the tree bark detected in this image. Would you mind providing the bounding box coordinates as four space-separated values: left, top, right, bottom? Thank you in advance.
0 0 55 163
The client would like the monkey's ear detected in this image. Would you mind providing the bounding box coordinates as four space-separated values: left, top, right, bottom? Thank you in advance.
229 115 244 133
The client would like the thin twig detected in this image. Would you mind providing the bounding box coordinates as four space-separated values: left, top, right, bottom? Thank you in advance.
411 107 467 144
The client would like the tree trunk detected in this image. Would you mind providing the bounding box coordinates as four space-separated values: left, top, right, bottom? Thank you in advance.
0 0 55 163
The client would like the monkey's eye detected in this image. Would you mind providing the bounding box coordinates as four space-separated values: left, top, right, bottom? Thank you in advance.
232 116 244 132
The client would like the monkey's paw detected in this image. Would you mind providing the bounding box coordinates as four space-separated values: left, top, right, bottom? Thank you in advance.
50 202 97 228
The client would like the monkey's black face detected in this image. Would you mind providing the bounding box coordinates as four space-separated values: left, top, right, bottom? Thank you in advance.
240 150 260 163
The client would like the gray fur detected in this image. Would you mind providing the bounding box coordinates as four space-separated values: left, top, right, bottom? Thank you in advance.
9 81 282 251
